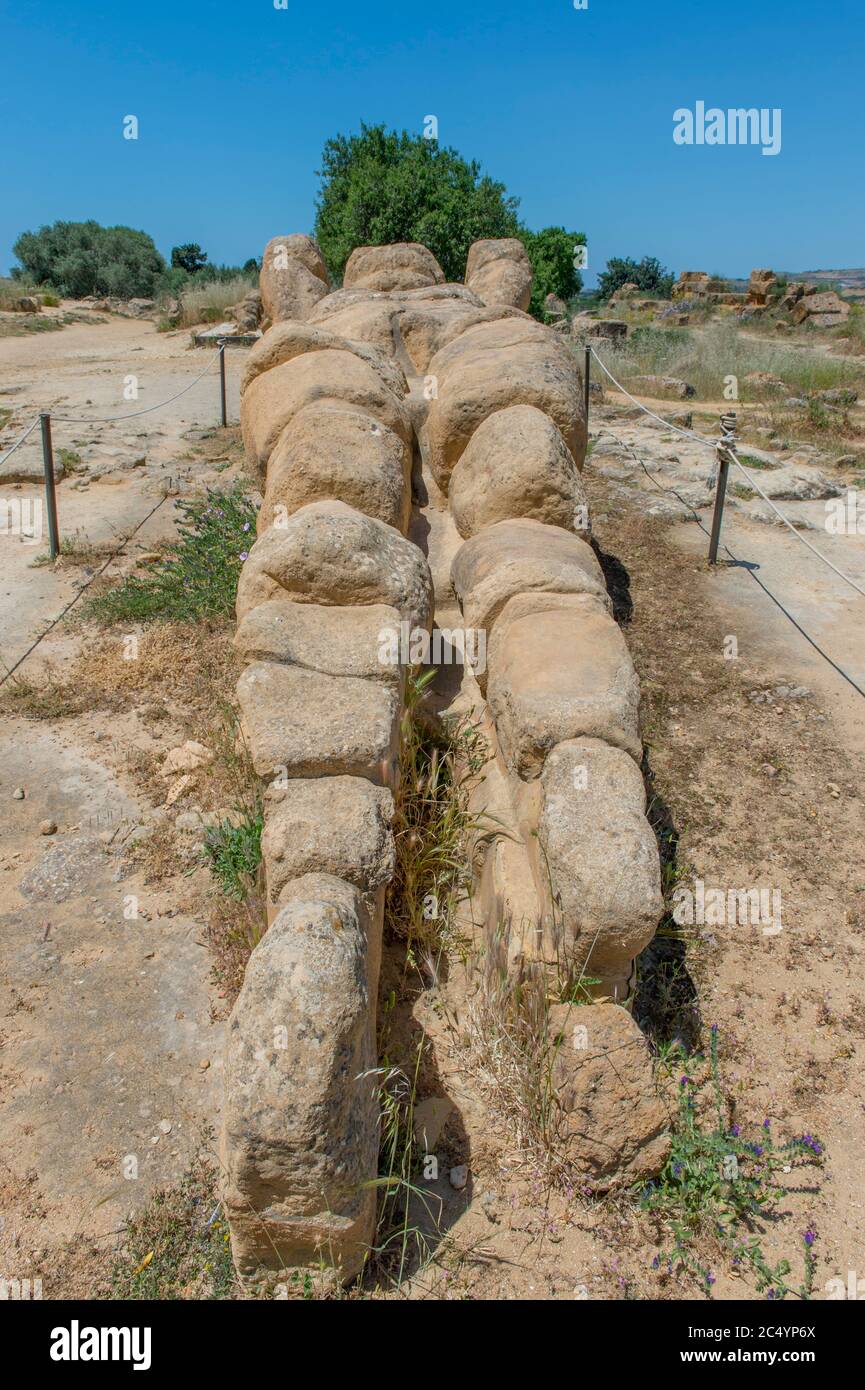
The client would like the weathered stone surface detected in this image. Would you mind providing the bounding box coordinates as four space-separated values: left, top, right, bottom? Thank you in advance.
236 661 400 783
343 242 445 293
240 319 407 400
236 502 433 633
672 270 710 300
262 776 395 908
487 595 642 774
465 238 533 312
538 739 662 994
259 403 411 534
791 290 849 325
229 288 262 332
423 317 585 491
260 235 330 325
306 297 400 360
450 517 608 637
221 879 378 1280
305 285 503 368
467 757 544 973
235 599 403 685
632 375 696 400
546 1003 669 1183
241 349 411 476
449 404 588 539
396 283 483 305
748 268 777 304
571 316 627 343
397 302 529 375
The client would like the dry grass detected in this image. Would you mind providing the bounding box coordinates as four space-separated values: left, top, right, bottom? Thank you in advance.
175 277 256 328
2 622 239 723
597 319 864 402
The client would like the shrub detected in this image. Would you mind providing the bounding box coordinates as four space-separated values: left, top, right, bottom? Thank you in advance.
12 220 166 299
176 276 255 327
314 122 522 283
643 1027 823 1298
519 226 585 317
597 255 675 301
171 243 208 274
86 485 257 624
313 124 587 320
203 810 263 899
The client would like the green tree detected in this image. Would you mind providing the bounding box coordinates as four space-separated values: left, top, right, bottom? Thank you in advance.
597 254 675 301
12 220 166 298
519 226 585 317
314 123 521 284
171 242 209 274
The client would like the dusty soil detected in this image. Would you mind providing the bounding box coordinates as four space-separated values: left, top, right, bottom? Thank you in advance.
0 309 248 1296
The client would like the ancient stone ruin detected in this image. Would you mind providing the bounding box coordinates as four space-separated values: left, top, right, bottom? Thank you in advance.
221 234 666 1285
669 267 851 329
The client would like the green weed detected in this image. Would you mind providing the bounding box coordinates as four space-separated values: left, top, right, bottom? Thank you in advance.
643 1027 823 1298
110 1147 237 1300
86 485 256 623
203 810 263 900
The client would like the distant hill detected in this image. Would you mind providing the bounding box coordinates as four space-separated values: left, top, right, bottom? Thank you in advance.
781 268 865 290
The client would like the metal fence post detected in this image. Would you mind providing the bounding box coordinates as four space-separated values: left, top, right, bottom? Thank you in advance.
39 412 60 561
708 411 736 564
218 341 227 427
583 344 591 427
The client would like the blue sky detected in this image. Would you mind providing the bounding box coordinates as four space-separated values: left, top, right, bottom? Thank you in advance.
1 0 862 285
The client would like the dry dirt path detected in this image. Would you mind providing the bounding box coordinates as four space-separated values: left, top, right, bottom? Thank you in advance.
0 312 245 1293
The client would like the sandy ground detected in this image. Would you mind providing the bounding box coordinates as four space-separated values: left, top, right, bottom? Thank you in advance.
0 311 244 1289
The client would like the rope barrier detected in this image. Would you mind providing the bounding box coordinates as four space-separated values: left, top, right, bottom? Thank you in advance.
588 415 865 704
0 344 229 680
590 423 865 702
0 346 225 460
726 450 865 602
0 415 40 465
51 346 224 423
589 344 865 602
0 492 172 690
588 345 715 445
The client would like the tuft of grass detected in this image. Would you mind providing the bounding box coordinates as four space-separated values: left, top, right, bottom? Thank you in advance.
596 320 863 401
0 314 64 338
0 669 86 719
203 810 263 900
175 276 256 328
110 1146 238 1300
57 446 85 474
385 669 486 968
642 1026 823 1298
364 1039 443 1289
86 485 257 624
